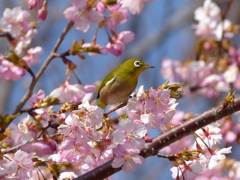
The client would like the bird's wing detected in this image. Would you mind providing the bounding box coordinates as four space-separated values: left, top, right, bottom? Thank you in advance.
97 72 116 99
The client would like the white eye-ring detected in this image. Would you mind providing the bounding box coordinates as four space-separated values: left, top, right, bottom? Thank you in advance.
134 61 141 67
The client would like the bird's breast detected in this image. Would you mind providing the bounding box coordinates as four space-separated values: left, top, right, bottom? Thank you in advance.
99 77 137 105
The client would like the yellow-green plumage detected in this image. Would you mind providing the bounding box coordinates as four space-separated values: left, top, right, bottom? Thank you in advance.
97 59 154 109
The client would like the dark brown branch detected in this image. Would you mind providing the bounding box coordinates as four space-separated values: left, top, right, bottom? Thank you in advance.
74 97 240 180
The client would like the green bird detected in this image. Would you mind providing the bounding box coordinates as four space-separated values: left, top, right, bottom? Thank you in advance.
97 59 154 109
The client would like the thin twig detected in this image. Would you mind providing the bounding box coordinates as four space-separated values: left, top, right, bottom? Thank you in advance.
1 133 60 154
105 102 128 116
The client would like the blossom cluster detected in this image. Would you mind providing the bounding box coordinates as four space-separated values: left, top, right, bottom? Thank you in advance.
0 6 43 80
159 0 240 178
62 0 142 57
161 0 239 99
161 58 237 98
194 0 233 41
0 84 178 179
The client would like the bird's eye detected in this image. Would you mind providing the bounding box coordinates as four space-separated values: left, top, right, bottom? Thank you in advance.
134 61 141 67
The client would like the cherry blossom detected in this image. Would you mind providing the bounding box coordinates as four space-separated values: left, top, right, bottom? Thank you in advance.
21 139 57 156
26 0 43 10
112 118 146 148
127 86 177 128
58 106 103 141
15 29 38 55
120 0 154 15
103 31 135 56
0 55 25 81
18 115 40 141
0 7 31 37
8 150 33 179
199 147 232 170
171 160 203 180
161 58 230 98
77 101 104 130
107 4 129 31
29 89 45 104
50 137 96 173
64 0 104 32
23 46 43 66
112 141 145 173
195 123 222 149
49 82 95 104
58 113 87 140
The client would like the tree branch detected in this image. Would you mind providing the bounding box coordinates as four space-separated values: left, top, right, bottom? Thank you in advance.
74 97 240 180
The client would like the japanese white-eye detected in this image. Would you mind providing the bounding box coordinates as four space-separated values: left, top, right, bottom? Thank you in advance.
97 59 154 109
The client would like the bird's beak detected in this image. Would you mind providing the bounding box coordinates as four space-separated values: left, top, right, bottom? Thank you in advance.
145 65 155 68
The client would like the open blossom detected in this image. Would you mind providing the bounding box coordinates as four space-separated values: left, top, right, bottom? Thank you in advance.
0 55 25 81
64 0 104 32
58 113 87 140
18 115 41 141
107 4 129 30
23 46 43 66
29 89 45 104
120 0 154 15
8 150 33 179
199 147 232 170
49 82 95 104
195 123 222 149
77 101 104 129
112 118 146 148
0 7 31 37
50 137 96 173
58 104 103 141
103 31 135 56
15 29 38 55
194 0 220 22
112 141 145 173
127 86 177 129
171 160 203 180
